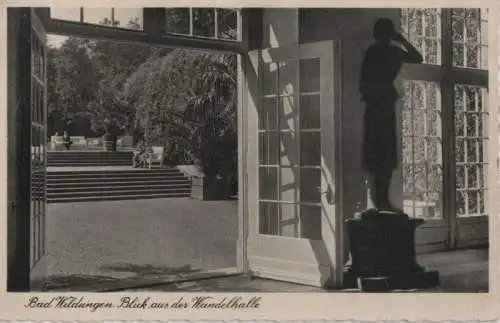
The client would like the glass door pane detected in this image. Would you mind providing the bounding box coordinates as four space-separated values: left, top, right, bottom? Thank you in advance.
30 20 47 270
257 56 323 241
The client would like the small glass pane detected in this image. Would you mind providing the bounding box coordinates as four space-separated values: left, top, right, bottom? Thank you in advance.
259 132 279 165
466 140 477 163
427 110 441 137
466 19 480 42
39 86 45 123
412 109 425 136
217 8 237 40
467 165 478 188
456 164 465 189
279 132 297 165
452 18 465 41
262 62 278 96
299 168 321 203
165 8 190 34
259 202 278 235
424 9 438 36
453 43 465 67
456 190 467 215
413 137 426 164
83 8 113 26
259 97 278 130
33 215 39 261
299 58 320 93
427 138 442 164
279 167 297 202
193 8 215 38
300 206 322 240
31 83 38 123
454 119 465 139
466 44 479 68
299 95 320 129
424 39 439 64
279 96 295 130
455 139 465 163
50 8 81 21
300 132 321 166
259 167 278 200
413 164 426 196
278 60 297 96
113 8 143 30
279 203 297 237
468 189 479 214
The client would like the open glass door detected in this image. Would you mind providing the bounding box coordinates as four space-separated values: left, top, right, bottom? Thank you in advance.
245 41 343 288
29 8 48 289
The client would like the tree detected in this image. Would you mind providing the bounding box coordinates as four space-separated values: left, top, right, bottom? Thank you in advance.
47 37 99 136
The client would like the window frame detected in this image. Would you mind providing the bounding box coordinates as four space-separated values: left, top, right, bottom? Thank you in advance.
44 8 249 53
400 8 490 245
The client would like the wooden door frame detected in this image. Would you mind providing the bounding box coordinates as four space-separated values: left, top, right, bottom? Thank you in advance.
7 7 32 292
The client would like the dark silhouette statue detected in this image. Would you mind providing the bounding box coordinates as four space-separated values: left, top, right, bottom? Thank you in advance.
359 18 423 211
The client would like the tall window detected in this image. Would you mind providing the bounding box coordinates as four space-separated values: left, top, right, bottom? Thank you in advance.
401 8 489 220
402 80 442 218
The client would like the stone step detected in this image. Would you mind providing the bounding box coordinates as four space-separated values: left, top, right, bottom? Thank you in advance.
47 152 133 159
48 156 133 160
48 186 191 198
48 163 133 167
47 192 191 204
48 160 132 164
47 178 190 187
48 183 191 193
46 177 188 186
47 171 183 179
48 156 132 159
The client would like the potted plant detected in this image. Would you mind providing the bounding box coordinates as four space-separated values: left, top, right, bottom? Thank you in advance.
189 127 237 201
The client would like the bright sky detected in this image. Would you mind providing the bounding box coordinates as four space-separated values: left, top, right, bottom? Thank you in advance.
48 8 143 47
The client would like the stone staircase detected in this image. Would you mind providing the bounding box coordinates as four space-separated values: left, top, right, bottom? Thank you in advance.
47 151 133 167
47 168 192 203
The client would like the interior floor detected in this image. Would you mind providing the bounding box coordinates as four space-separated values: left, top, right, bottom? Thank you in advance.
123 248 488 293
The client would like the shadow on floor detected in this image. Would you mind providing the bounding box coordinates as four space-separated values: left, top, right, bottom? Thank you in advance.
37 263 201 291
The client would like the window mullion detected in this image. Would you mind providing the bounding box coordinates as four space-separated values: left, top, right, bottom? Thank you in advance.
440 9 457 248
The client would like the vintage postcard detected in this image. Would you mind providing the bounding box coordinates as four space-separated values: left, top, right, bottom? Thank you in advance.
0 0 499 321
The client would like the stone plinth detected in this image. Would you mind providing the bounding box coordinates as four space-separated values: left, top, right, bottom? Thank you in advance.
344 209 439 292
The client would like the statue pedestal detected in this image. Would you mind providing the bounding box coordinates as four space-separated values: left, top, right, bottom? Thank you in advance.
343 209 439 292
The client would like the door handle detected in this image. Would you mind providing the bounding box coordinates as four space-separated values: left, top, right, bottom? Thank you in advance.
317 186 334 204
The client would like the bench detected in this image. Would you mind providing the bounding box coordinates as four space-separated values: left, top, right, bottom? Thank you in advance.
71 136 87 148
50 135 64 150
86 138 101 149
50 135 88 150
133 146 164 169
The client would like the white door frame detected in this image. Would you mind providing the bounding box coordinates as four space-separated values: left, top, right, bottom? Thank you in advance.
243 40 344 288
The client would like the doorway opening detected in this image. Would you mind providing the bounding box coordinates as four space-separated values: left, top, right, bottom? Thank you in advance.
22 7 244 292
